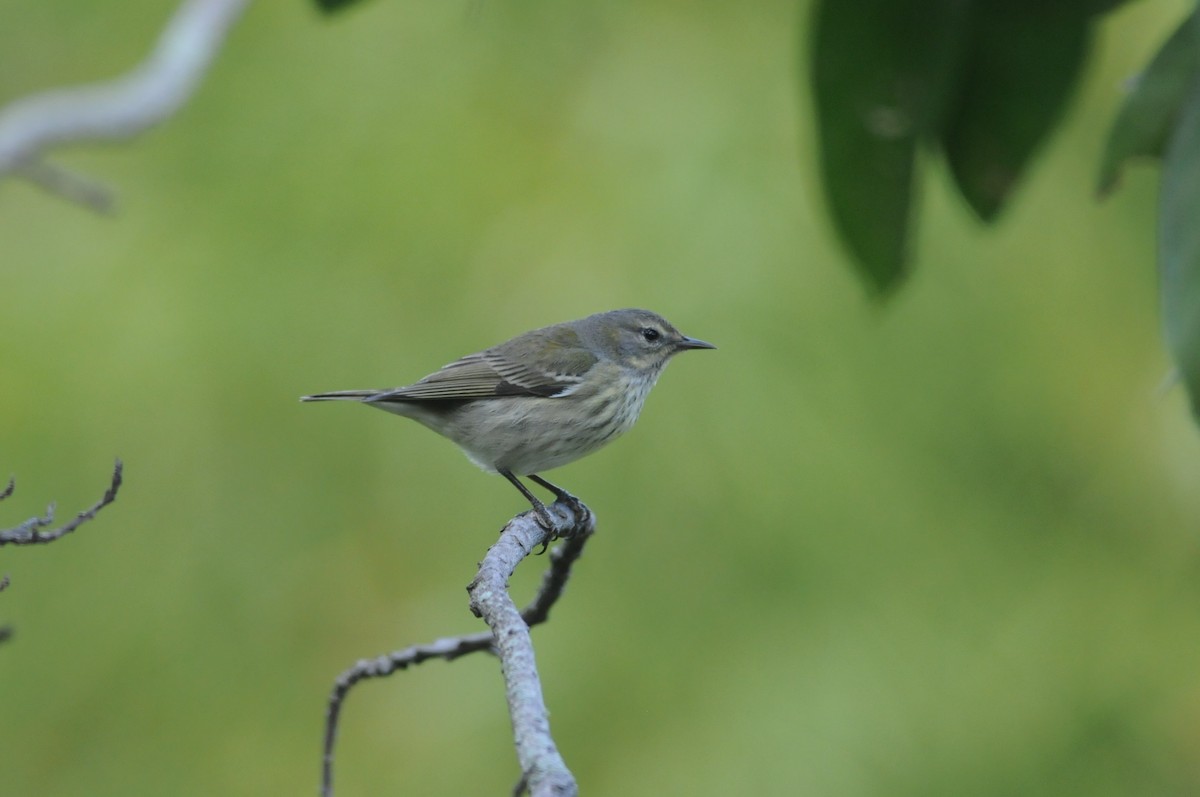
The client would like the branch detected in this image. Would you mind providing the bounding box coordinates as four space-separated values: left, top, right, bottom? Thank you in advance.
0 459 124 546
469 502 593 797
0 0 250 211
0 575 9 645
321 500 595 797
0 463 123 646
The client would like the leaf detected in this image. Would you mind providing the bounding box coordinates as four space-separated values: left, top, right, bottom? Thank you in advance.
1074 0 1137 15
1160 72 1200 417
810 0 973 293
1097 10 1200 196
941 5 1092 222
314 0 368 14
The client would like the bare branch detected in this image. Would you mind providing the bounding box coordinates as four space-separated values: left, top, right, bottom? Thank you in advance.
15 160 116 214
321 501 595 797
468 504 593 797
321 630 494 792
0 460 124 546
0 463 122 646
0 0 250 209
0 575 9 645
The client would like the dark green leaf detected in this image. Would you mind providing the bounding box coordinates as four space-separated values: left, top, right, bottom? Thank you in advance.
810 0 973 293
1160 72 1200 417
314 0 368 14
1098 11 1200 196
941 6 1091 221
1074 0 1137 15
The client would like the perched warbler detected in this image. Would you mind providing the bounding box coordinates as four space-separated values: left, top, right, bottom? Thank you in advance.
302 308 715 528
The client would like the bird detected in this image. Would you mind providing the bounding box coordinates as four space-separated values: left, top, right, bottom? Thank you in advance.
302 308 715 530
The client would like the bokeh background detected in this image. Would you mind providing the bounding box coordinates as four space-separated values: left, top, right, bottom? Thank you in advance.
4 1 1200 795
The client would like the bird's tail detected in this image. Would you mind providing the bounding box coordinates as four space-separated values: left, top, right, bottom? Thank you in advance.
300 390 381 402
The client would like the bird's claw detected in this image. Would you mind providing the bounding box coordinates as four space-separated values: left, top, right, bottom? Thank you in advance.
532 504 558 555
525 478 589 554
558 494 589 525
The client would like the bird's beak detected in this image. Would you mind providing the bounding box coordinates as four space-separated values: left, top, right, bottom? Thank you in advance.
678 336 717 351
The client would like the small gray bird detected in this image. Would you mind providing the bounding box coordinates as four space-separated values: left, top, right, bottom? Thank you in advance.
303 308 715 529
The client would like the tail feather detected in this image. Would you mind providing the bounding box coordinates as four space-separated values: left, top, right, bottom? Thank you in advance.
301 390 381 402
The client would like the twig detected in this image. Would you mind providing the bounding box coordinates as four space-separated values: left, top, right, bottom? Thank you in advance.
0 464 122 646
321 631 496 791
15 160 117 214
0 575 9 646
0 459 124 546
0 0 250 210
321 500 594 797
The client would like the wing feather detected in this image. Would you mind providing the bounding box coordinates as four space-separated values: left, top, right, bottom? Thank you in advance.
367 325 599 404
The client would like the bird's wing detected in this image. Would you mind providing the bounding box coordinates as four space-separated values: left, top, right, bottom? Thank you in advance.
483 326 599 397
367 355 510 401
369 327 598 402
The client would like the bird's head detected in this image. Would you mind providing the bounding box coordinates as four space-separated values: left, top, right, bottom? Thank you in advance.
581 308 716 373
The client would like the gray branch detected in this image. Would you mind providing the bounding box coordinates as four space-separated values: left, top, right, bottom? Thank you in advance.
468 502 594 797
0 575 9 645
321 501 595 797
1 462 124 646
0 459 123 546
0 0 250 210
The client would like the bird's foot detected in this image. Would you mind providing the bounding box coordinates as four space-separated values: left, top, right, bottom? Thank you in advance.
527 475 590 528
554 492 589 527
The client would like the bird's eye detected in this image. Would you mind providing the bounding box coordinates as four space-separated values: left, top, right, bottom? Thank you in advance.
640 327 661 343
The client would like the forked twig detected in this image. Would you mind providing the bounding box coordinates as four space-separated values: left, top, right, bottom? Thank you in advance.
1 461 124 646
0 460 124 546
322 500 594 797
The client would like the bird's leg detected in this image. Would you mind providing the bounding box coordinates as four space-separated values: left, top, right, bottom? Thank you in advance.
527 474 590 526
499 470 556 552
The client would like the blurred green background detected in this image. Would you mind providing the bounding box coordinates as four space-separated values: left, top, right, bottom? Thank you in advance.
4 1 1200 795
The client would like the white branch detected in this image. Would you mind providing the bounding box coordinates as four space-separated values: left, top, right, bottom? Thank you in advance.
321 504 597 797
0 0 250 208
468 504 595 797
